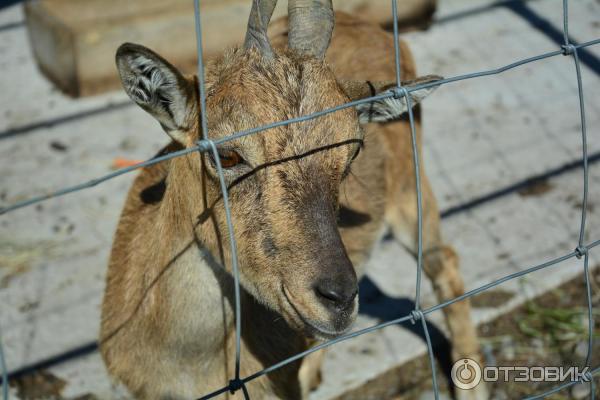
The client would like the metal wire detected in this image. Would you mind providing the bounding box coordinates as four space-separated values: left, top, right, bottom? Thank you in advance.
204 140 245 395
193 0 209 142
194 1 245 391
562 0 596 397
1 0 599 399
391 0 402 88
393 0 438 391
5 47 600 216
401 84 438 397
0 323 8 400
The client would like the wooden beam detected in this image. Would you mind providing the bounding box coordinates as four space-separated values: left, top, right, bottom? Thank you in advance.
24 0 435 97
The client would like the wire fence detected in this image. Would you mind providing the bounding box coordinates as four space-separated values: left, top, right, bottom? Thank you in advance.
1 0 599 399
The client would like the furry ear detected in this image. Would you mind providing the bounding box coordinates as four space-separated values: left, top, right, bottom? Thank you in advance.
116 43 196 143
340 75 442 124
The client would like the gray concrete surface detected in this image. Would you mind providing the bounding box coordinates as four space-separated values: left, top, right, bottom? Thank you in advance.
1 0 600 398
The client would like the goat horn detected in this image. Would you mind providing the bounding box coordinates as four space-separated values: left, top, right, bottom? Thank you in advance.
288 0 334 59
244 0 277 58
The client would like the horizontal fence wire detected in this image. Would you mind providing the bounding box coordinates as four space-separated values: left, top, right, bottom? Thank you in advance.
0 0 599 399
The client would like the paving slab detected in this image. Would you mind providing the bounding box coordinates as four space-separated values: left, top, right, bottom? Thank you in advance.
0 2 23 27
1 0 600 399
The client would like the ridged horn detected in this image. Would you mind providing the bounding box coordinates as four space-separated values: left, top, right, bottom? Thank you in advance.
244 0 277 58
288 0 334 59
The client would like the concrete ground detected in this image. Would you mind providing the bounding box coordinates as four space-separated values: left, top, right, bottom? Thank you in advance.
1 0 600 399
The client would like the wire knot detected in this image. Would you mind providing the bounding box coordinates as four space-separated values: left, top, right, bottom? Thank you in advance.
391 86 409 99
196 139 213 153
410 309 424 325
561 44 576 56
228 378 245 394
575 245 588 259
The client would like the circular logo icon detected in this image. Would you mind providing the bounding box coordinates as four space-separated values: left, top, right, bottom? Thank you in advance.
451 358 482 390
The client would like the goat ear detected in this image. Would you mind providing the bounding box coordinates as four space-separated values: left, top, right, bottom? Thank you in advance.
340 75 442 124
116 43 196 144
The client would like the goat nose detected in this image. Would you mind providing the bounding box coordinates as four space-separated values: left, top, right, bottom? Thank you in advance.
314 279 358 311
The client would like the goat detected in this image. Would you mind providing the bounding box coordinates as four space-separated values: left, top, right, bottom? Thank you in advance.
100 1 487 399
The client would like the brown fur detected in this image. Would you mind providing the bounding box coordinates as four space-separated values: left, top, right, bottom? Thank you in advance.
100 12 485 400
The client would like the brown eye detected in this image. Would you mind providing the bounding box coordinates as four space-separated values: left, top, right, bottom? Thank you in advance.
217 150 243 168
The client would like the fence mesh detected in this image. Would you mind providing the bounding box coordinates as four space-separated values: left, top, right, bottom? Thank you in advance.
1 0 599 399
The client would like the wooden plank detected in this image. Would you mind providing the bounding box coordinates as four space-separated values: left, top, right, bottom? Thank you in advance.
23 0 436 97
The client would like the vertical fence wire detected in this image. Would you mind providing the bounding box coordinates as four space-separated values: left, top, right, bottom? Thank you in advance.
563 0 596 398
400 85 439 398
391 0 402 88
583 253 597 397
0 324 8 400
392 0 437 395
1 0 600 399
391 0 424 313
569 30 589 251
194 0 245 395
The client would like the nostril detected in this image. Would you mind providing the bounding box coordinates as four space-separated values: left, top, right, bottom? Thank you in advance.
317 286 344 303
315 281 357 310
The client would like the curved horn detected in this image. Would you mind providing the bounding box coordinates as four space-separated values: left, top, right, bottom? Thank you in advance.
244 0 277 58
288 0 334 59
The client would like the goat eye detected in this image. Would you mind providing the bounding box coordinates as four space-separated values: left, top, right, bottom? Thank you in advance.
216 150 243 168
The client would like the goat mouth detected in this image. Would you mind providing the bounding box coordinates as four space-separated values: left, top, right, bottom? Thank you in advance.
282 285 351 340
